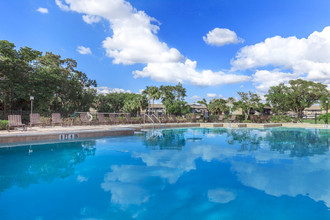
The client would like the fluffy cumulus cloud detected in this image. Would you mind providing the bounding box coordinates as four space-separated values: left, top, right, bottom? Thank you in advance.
77 46 92 55
82 15 101 24
96 86 131 94
37 7 48 14
252 70 301 95
190 95 201 101
133 59 250 86
232 26 330 92
203 28 244 46
56 0 250 86
206 93 217 98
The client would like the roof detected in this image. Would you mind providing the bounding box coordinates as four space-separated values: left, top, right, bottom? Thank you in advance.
189 104 207 109
150 104 164 108
305 105 322 111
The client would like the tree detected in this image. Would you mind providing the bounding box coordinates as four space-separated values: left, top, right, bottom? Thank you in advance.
237 91 262 120
142 86 160 115
208 98 228 115
266 79 328 118
197 98 208 111
0 40 97 116
159 83 189 115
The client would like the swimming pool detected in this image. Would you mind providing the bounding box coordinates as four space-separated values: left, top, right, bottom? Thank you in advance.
0 127 329 220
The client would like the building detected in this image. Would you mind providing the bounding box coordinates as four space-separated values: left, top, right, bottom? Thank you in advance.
189 104 207 114
303 105 326 117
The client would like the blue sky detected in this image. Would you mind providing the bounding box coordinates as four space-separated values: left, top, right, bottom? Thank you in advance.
1 0 330 102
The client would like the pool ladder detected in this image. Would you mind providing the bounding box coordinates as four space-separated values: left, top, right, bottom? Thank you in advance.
143 114 162 129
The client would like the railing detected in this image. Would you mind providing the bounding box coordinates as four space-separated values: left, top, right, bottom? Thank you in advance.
143 114 162 129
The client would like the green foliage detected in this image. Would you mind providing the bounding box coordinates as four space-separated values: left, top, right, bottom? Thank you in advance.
266 79 328 117
237 91 262 120
0 40 97 115
318 113 330 122
270 115 293 123
208 98 228 115
97 93 147 115
159 83 189 115
0 120 8 130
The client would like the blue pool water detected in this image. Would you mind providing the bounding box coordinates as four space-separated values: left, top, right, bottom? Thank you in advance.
0 127 329 220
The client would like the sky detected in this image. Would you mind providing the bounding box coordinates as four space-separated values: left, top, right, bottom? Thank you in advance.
1 0 330 103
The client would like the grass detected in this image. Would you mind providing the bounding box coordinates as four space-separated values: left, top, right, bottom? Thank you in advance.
301 119 327 124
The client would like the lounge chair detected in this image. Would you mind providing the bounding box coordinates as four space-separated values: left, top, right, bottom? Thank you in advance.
7 115 27 131
51 113 64 126
162 114 171 123
30 113 46 127
170 114 178 123
125 114 134 124
250 115 258 123
218 115 224 122
97 113 108 125
259 115 267 123
109 114 119 124
229 115 236 123
190 114 197 122
80 113 92 125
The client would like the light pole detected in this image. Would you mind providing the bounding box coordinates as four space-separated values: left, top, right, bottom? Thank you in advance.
326 100 329 125
30 96 34 115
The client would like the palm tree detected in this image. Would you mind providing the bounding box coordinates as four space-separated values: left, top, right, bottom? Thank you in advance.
143 86 159 115
150 87 160 115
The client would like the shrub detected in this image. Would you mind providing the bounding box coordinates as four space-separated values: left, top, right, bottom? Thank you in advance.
318 113 330 122
270 115 292 123
243 120 251 123
0 120 8 130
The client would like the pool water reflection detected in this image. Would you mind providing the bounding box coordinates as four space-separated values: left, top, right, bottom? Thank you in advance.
0 128 329 220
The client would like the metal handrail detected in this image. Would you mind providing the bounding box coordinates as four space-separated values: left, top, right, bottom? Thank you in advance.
152 114 161 124
143 114 154 124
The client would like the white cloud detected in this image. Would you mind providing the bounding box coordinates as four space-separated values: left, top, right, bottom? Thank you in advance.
82 15 101 24
76 175 88 182
77 46 92 55
56 0 250 86
231 26 330 87
55 0 70 11
208 188 236 204
206 93 217 98
252 70 301 95
190 95 201 101
203 28 244 46
37 7 48 14
96 86 131 94
133 59 250 86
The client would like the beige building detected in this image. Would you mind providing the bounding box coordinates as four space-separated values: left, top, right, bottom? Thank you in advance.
303 105 326 117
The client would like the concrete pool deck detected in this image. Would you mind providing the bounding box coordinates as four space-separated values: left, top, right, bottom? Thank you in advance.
0 122 328 145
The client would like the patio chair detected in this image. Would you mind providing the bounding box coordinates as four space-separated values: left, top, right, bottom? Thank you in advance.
170 114 178 123
229 115 236 123
250 115 258 123
80 113 92 125
125 114 134 124
97 113 108 125
162 114 171 123
190 114 197 122
259 115 267 123
51 113 64 126
218 114 224 122
30 113 46 127
109 114 119 124
7 115 27 131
